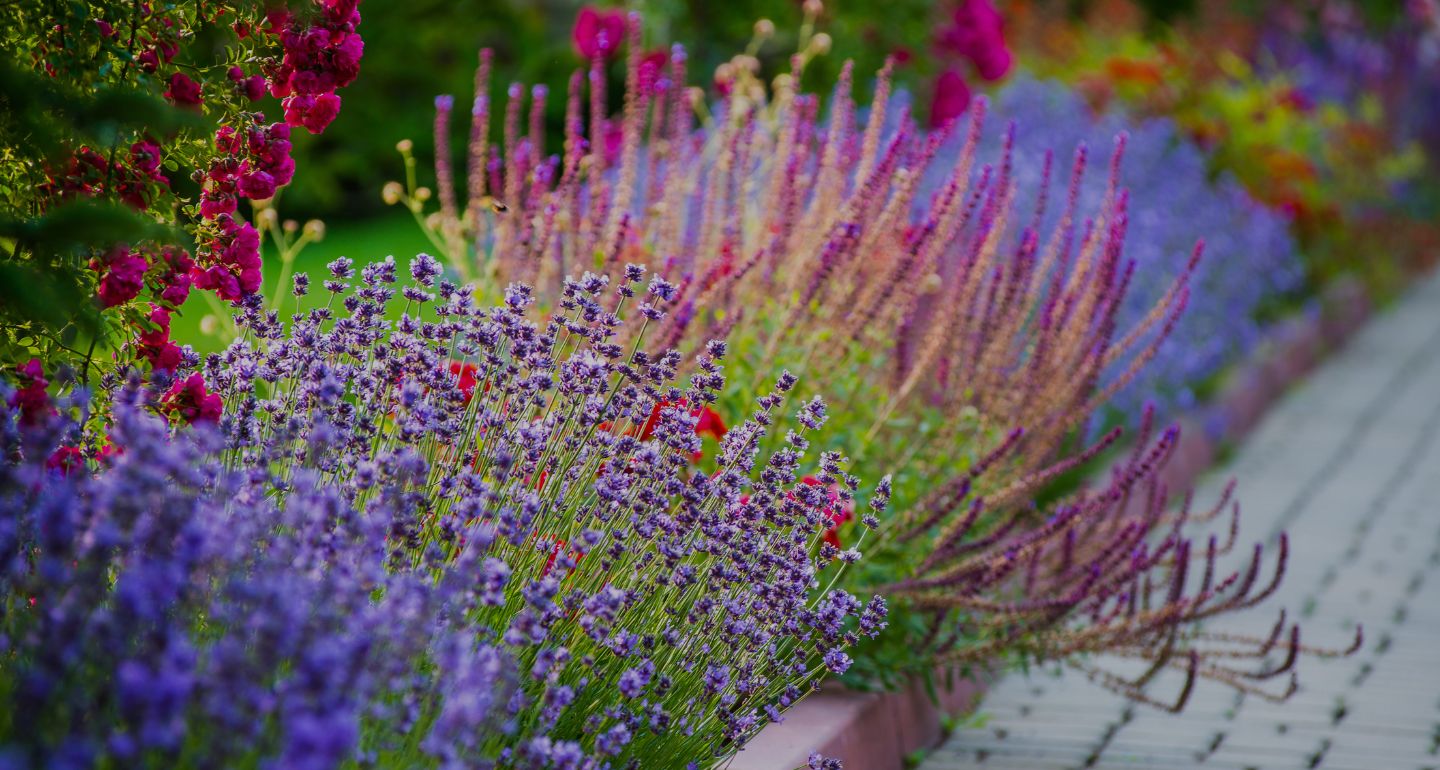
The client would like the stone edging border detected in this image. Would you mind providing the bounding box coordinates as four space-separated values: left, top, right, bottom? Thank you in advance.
728 276 1375 770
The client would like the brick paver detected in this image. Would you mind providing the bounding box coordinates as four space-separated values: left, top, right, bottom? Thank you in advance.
919 271 1440 770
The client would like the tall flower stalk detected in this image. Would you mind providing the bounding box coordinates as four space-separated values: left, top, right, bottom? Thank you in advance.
390 12 1359 706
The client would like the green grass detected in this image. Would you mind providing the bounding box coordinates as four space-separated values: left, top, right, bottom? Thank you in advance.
171 211 432 354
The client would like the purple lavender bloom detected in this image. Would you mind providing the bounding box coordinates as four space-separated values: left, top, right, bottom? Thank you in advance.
0 394 514 768
822 648 853 675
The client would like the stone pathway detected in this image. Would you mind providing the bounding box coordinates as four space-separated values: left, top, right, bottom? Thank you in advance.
919 270 1440 770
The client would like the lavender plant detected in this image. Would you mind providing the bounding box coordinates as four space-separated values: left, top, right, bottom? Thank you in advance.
0 389 513 768
2 256 887 767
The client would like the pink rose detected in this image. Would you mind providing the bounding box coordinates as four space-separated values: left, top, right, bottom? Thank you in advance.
164 72 203 107
238 168 277 200
97 246 148 308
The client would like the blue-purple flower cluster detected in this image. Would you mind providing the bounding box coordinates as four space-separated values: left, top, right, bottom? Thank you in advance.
0 389 513 769
940 77 1304 423
1 255 887 768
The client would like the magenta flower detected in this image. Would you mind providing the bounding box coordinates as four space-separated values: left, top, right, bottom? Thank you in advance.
154 246 194 307
321 0 361 19
8 359 53 426
283 91 342 134
192 216 262 302
935 0 1013 82
199 191 237 220
227 66 268 102
331 32 365 83
162 373 223 424
265 1 362 133
44 446 84 476
238 169 277 200
929 68 973 129
638 49 670 95
163 72 203 107
138 305 183 372
972 42 1013 81
572 6 626 60
128 140 163 175
96 245 148 308
602 120 624 166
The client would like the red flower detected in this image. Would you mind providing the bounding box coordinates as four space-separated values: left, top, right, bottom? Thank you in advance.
161 373 223 424
447 360 490 404
98 442 124 464
929 69 972 129
801 476 854 548
637 399 728 461
572 6 626 60
694 405 727 444
46 446 84 476
742 476 855 548
164 72 203 107
8 359 54 427
539 537 584 580
638 399 725 441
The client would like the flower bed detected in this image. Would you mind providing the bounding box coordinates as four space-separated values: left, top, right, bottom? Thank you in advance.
0 2 1399 766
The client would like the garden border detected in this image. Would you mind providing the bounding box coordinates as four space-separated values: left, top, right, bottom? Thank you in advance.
730 275 1374 770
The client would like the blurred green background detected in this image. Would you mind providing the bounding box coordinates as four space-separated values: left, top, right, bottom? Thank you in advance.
280 0 939 220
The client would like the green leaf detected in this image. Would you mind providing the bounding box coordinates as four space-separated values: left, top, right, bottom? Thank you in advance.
1 199 184 255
